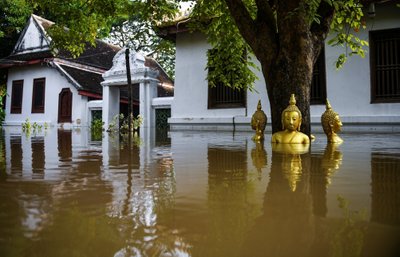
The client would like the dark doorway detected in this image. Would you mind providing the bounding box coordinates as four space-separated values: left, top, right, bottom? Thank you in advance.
58 88 72 123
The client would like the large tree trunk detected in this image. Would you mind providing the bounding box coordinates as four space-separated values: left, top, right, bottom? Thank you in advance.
264 47 314 136
224 0 333 136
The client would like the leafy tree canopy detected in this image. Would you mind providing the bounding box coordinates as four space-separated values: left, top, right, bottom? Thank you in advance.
188 0 371 91
1 0 192 78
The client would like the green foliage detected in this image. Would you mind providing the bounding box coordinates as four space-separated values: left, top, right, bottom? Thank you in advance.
107 17 176 79
331 195 368 257
120 113 143 133
90 118 104 141
21 118 32 133
191 0 258 91
21 118 44 136
0 84 6 125
328 0 369 69
31 0 130 57
0 0 33 58
106 114 121 133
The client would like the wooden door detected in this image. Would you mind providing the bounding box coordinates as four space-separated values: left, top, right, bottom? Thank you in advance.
58 88 72 123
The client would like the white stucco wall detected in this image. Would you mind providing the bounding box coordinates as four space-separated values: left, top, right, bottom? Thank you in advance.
171 31 269 130
170 3 400 131
311 3 400 125
4 64 88 127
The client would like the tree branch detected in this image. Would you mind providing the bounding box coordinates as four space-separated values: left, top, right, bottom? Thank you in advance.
224 0 277 65
310 0 335 58
223 0 257 44
255 0 276 32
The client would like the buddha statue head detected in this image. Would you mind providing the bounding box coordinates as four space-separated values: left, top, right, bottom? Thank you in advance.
271 94 309 144
321 99 343 143
281 94 302 132
251 99 267 141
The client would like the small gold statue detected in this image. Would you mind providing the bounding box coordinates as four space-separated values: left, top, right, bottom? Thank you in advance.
251 100 267 141
271 94 310 144
321 99 343 144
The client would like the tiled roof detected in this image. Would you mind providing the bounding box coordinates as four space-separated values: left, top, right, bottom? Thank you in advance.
59 64 104 95
57 41 121 70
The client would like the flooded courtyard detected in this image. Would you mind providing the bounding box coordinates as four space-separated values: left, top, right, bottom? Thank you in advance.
0 127 399 257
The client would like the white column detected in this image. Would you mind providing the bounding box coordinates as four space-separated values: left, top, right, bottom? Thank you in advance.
139 71 159 129
102 86 120 130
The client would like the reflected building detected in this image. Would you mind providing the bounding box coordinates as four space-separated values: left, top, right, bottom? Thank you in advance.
57 129 72 166
31 136 45 179
9 135 22 174
370 152 400 226
205 140 254 257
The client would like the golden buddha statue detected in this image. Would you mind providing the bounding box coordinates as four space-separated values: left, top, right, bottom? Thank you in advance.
251 100 267 141
271 94 310 144
321 99 343 144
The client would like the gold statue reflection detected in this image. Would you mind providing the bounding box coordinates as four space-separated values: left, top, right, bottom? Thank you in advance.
271 143 309 192
321 143 343 185
310 143 343 218
242 144 322 257
251 140 267 178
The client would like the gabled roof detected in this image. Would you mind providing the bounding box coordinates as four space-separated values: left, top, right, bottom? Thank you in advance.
12 14 52 56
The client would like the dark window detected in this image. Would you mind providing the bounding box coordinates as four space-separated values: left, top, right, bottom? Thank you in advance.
11 80 23 114
32 78 45 113
311 47 327 105
207 50 246 109
370 28 400 103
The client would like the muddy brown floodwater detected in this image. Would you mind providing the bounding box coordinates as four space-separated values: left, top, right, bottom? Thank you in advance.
0 128 399 257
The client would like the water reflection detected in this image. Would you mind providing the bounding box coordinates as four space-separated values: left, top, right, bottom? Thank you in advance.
0 129 399 257
311 143 343 217
205 142 251 256
251 140 267 178
243 145 317 257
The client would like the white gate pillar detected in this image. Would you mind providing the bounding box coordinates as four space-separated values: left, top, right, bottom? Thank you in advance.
139 69 159 129
102 86 120 129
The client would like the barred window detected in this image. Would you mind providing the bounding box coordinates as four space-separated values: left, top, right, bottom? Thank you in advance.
370 28 400 103
32 78 45 113
311 47 327 105
207 50 246 109
11 80 23 114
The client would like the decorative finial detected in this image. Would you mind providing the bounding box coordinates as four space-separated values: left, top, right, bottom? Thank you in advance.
257 99 262 110
289 94 296 106
326 98 332 110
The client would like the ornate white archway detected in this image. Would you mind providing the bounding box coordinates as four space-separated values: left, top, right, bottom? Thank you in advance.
101 48 159 130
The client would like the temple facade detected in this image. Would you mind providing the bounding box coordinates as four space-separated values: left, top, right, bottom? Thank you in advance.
158 2 400 132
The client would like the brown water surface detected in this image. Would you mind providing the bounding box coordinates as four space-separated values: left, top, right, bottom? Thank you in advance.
0 128 399 257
